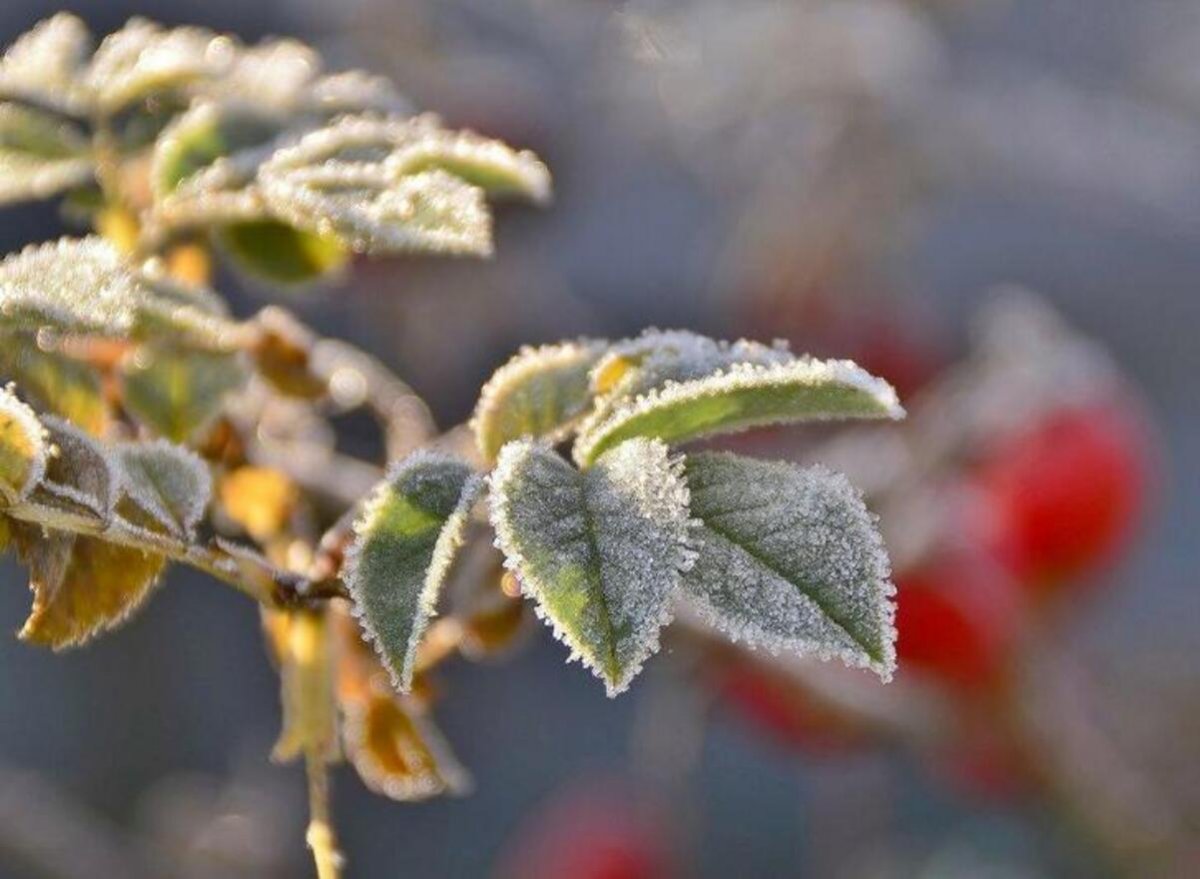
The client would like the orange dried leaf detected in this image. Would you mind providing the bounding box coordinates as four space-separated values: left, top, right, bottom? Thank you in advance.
14 522 165 649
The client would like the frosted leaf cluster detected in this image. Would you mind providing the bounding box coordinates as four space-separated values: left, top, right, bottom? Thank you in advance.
0 237 241 349
471 339 607 462
0 398 214 649
489 438 693 696
343 452 483 693
116 440 212 540
0 14 91 114
681 452 896 680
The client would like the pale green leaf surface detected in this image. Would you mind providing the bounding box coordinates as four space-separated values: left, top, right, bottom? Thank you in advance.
681 452 896 679
344 452 483 693
489 439 692 696
575 357 904 466
472 340 607 463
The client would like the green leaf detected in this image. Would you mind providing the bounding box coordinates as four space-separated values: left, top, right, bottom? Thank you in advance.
0 342 108 435
12 520 165 650
489 439 692 696
0 237 245 350
114 439 211 540
0 385 47 506
215 219 348 284
681 452 896 680
472 340 607 463
121 346 246 442
0 102 93 205
575 356 904 466
152 101 282 198
344 452 483 693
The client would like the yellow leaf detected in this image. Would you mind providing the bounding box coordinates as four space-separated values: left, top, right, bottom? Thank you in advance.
0 385 47 505
269 608 340 764
13 522 165 649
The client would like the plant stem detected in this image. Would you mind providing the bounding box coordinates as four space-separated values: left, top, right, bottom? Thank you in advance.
304 750 343 879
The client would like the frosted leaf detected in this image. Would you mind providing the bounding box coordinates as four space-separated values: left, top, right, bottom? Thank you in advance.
472 339 608 463
343 452 483 693
83 18 231 114
489 439 692 696
0 385 48 505
115 439 211 540
310 72 410 116
35 415 116 524
681 452 896 680
0 343 109 435
0 237 243 349
0 14 92 115
121 346 247 443
256 113 550 255
575 357 905 466
12 520 166 650
0 103 93 205
263 163 492 256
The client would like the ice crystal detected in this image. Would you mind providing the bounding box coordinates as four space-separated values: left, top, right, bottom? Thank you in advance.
489 438 693 696
681 452 896 680
471 339 608 463
575 356 904 465
343 452 483 693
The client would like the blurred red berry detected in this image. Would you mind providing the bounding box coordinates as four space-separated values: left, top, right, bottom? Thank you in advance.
895 551 1025 690
973 402 1149 592
716 659 867 756
495 780 673 879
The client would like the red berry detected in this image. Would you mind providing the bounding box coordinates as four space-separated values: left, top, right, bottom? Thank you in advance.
716 659 867 756
495 780 673 879
973 403 1149 592
895 551 1025 690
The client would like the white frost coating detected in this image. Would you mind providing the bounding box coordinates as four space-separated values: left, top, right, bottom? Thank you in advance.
255 113 550 255
115 439 212 539
83 18 230 114
470 339 608 460
579 329 793 438
0 237 238 347
38 415 116 522
342 451 484 693
489 439 693 696
0 14 92 114
0 384 48 502
681 452 896 681
575 356 905 465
